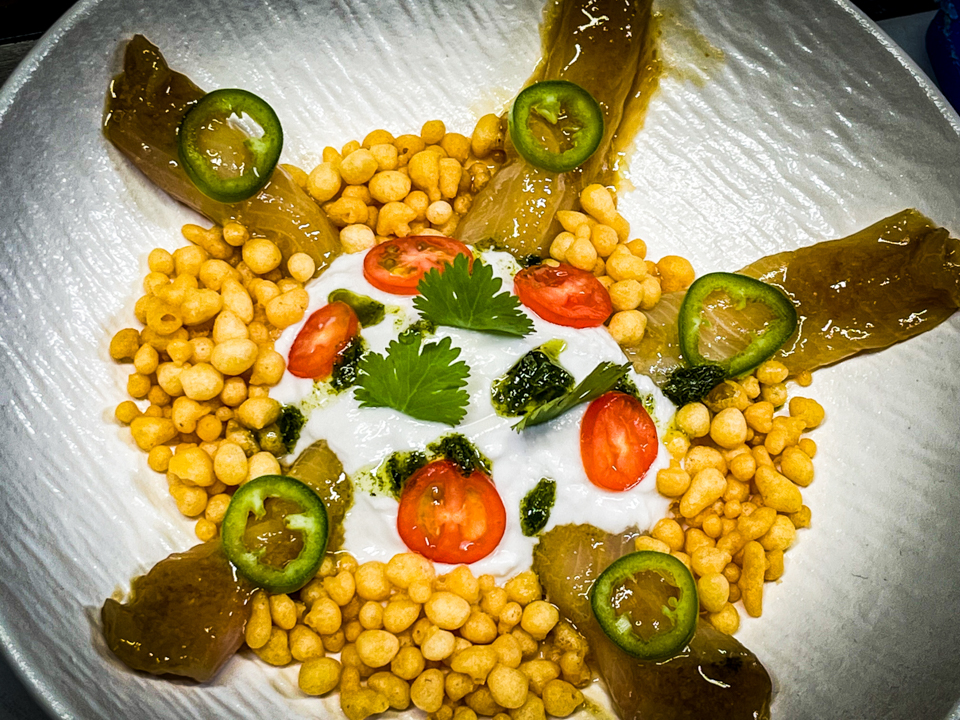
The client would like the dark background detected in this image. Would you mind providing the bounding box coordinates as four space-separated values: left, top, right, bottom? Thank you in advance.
0 0 944 43
851 0 939 19
0 0 946 718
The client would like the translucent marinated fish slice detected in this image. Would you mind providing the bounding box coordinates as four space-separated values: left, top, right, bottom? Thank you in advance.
104 35 341 273
455 0 659 257
287 439 354 552
101 541 252 682
624 210 960 382
533 524 772 720
743 209 960 374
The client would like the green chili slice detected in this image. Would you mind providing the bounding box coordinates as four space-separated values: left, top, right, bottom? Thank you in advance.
508 80 604 173
590 551 698 660
221 474 328 594
178 88 283 204
678 272 798 378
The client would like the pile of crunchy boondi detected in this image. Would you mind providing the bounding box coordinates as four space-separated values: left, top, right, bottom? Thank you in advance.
644 362 822 635
251 554 590 720
544 184 694 347
108 115 822 717
295 117 504 253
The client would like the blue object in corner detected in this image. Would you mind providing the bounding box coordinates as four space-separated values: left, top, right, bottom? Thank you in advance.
927 0 960 111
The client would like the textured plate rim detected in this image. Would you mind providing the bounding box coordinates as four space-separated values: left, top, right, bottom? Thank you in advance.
0 1 958 719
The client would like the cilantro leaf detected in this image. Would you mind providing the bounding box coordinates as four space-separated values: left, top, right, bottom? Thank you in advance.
354 333 470 426
413 254 534 337
513 362 631 431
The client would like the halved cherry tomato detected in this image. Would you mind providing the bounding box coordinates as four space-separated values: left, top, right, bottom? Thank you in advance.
287 302 359 380
396 459 506 564
580 392 658 491
363 235 473 295
513 263 612 328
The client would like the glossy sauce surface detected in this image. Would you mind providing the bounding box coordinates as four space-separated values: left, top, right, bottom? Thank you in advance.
101 541 252 682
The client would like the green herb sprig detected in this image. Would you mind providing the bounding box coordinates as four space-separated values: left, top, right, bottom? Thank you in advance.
354 333 470 426
413 254 534 338
513 361 631 431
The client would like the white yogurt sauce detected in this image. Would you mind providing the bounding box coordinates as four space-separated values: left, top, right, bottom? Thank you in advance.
272 250 673 580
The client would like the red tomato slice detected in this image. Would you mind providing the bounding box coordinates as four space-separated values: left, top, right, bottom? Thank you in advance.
287 302 359 380
397 459 506 564
580 392 658 491
363 235 473 295
513 263 612 328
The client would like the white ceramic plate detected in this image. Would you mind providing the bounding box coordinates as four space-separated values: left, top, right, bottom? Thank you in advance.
1 0 959 718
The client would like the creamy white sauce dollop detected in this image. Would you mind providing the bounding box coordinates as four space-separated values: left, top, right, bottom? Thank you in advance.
272 251 673 580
